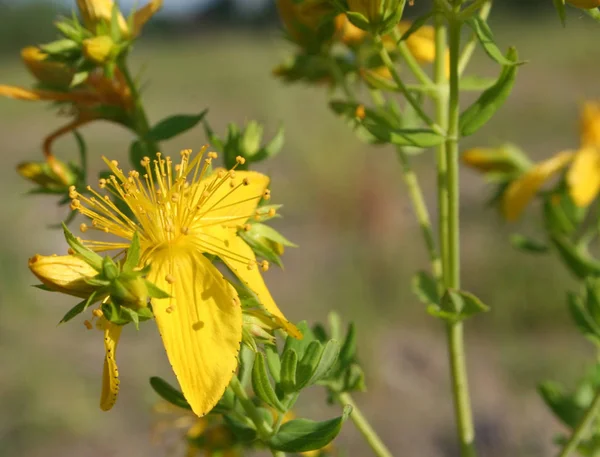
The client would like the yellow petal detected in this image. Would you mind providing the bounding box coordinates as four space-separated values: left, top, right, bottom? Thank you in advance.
21 47 73 88
196 171 270 228
100 319 123 411
567 146 600 207
147 247 242 417
132 0 163 37
502 151 574 221
28 254 98 297
580 101 600 147
76 0 129 35
218 229 302 339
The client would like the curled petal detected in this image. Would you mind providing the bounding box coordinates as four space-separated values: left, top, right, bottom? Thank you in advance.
502 151 574 221
100 319 123 411
132 0 164 37
147 248 242 417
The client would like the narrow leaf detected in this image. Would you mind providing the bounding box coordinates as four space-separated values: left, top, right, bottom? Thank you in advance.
296 341 324 389
146 110 208 142
412 271 440 305
510 234 549 254
466 17 519 66
62 223 103 271
149 376 192 410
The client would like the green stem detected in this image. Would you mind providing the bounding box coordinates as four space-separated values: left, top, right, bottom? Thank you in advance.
335 392 393 457
377 39 445 135
229 375 274 440
557 388 600 457
391 28 435 89
444 17 477 457
434 15 450 285
457 1 492 75
370 89 442 281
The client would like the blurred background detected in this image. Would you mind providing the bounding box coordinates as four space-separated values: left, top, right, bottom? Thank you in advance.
1 0 599 456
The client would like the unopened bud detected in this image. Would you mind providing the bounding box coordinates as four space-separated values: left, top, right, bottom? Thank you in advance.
17 158 77 190
29 254 98 298
276 0 341 50
76 0 129 36
462 144 532 175
83 35 116 65
109 276 149 309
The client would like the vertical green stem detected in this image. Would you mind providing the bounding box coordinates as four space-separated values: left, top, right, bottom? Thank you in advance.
335 393 394 457
557 389 600 457
229 375 274 439
444 16 477 457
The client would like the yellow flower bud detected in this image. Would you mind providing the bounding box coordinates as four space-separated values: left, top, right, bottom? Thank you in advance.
462 145 531 175
276 0 339 49
77 0 129 36
17 158 77 189
566 0 600 8
21 47 73 88
347 0 381 22
83 36 116 65
109 276 149 309
29 254 98 298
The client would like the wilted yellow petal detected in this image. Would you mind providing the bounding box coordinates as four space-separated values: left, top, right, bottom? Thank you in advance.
196 170 270 228
147 248 242 417
580 101 600 148
567 146 600 207
21 47 73 88
502 151 574 221
132 0 163 37
218 229 302 339
29 254 98 297
100 319 123 411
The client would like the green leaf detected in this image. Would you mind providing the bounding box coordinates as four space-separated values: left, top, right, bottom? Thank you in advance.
459 75 497 91
238 345 256 388
268 406 351 452
59 294 95 324
552 0 567 27
149 376 192 411
328 312 342 342
70 71 89 88
238 229 283 268
265 344 282 384
252 352 286 412
247 223 297 247
62 223 103 271
129 140 152 174
551 234 600 279
41 39 79 55
121 306 140 330
146 110 208 142
282 321 314 358
280 348 298 394
459 47 519 136
412 271 440 305
365 126 445 148
338 323 357 367
510 234 549 254
345 11 369 30
123 232 141 271
567 292 600 345
465 17 519 66
296 341 324 389
436 289 490 321
585 277 600 324
309 340 340 384
398 13 433 42
538 381 583 428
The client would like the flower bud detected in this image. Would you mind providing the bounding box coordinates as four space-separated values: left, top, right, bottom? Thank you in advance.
243 310 278 345
109 275 149 310
462 144 532 175
83 36 116 65
566 0 600 8
21 47 73 88
17 158 77 190
276 0 340 50
241 121 263 158
77 0 129 36
347 0 382 23
29 254 99 298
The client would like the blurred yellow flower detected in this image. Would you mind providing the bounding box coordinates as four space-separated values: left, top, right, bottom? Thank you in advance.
68 148 300 416
566 0 600 8
500 102 600 220
276 0 340 49
77 0 163 38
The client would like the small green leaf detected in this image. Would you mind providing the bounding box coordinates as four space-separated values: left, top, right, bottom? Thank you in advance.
265 344 282 384
296 341 324 389
238 229 283 268
585 277 600 324
412 271 440 305
252 352 286 412
149 376 191 411
459 75 497 91
268 406 351 452
437 289 490 321
41 39 79 55
328 312 342 342
223 415 257 442
121 306 140 330
145 279 171 299
465 17 519 66
146 110 208 142
567 292 600 345
552 0 567 27
538 381 584 428
282 321 314 358
551 234 600 279
459 47 519 136
62 223 103 271
345 11 369 30
398 13 433 42
280 348 298 394
338 323 357 367
59 296 91 324
238 345 256 388
310 340 340 384
123 232 141 271
70 71 89 87
510 234 549 254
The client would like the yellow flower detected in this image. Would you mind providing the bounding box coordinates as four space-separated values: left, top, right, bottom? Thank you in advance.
501 102 600 220
0 49 132 166
566 0 600 8
28 254 99 297
77 0 163 38
68 148 300 416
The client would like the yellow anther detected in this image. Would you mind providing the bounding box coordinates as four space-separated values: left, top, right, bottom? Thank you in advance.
165 274 176 284
68 185 76 193
243 178 250 186
260 260 270 272
230 171 236 179
236 156 246 165
69 189 78 199
181 227 189 235
175 164 181 172
141 157 150 166
129 170 139 178
208 152 218 159
247 260 256 270
92 309 104 318
205 158 212 165
80 223 88 233
98 178 107 188
229 179 236 188
166 306 174 314
355 104 366 120
84 320 93 330
268 208 276 217
217 170 226 179
243 223 251 232
263 190 271 200
171 193 180 203
111 160 119 167
70 199 81 210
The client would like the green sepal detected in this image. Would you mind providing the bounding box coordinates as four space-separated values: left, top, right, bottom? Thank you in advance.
510 234 549 254
149 376 192 411
40 39 79 55
412 270 440 305
296 340 325 390
145 110 208 142
552 0 567 27
238 344 256 388
459 47 519 137
252 352 286 412
345 11 370 31
238 229 283 268
268 406 352 452
123 232 141 271
101 300 130 326
280 348 298 394
247 223 297 248
62 223 103 271
551 234 600 279
102 256 119 280
538 381 583 429
144 279 171 299
309 340 340 385
265 343 282 384
465 17 521 66
58 290 100 324
121 306 140 330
